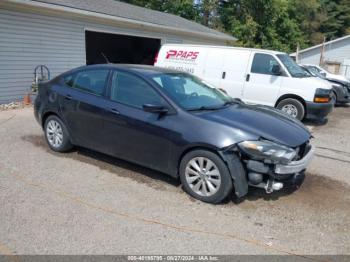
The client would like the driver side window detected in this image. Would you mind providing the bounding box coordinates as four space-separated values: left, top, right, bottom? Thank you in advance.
251 53 279 75
110 71 165 109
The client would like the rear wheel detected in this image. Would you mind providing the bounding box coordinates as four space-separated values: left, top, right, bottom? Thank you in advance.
179 150 233 203
277 98 305 120
44 115 73 152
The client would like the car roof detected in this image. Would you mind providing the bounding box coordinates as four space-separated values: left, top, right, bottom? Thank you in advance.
70 64 182 76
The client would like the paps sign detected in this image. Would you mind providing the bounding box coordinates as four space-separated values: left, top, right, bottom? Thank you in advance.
166 50 199 60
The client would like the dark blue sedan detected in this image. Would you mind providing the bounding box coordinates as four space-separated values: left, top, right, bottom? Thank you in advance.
34 64 314 203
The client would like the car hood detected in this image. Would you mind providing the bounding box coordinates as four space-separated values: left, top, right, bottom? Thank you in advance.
197 103 311 148
326 73 350 84
326 77 350 86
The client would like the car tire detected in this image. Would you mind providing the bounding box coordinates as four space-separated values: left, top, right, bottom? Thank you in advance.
277 98 305 120
179 149 233 204
44 115 73 152
330 91 337 105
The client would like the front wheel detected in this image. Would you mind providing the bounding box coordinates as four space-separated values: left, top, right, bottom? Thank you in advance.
179 150 233 203
277 98 305 120
330 91 337 104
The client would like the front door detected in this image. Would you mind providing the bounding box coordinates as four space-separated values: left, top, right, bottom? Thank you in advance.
243 53 282 106
102 70 174 172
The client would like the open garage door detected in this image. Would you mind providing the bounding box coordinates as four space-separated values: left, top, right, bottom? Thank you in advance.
85 31 161 65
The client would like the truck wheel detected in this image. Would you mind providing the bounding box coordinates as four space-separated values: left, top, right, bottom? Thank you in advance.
44 115 73 152
179 150 233 204
277 98 305 120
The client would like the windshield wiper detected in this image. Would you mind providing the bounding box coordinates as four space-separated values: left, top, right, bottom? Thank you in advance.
222 98 243 106
187 106 222 112
293 72 310 78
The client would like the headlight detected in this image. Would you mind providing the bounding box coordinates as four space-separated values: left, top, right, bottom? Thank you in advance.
238 140 296 164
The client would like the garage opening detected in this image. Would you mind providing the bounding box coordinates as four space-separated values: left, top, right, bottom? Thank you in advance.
85 31 161 65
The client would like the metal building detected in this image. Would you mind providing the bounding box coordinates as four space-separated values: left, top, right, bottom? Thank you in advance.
292 35 350 78
0 0 235 104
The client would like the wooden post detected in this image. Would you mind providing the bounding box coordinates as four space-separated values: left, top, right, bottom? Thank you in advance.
296 43 300 63
319 36 326 66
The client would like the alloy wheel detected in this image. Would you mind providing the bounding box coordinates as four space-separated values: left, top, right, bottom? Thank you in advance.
46 119 64 148
185 157 221 196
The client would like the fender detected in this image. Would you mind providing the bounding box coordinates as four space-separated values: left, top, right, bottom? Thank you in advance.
218 150 248 198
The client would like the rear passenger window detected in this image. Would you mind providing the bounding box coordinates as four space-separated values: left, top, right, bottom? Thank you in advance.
110 71 164 109
251 53 279 75
70 69 109 96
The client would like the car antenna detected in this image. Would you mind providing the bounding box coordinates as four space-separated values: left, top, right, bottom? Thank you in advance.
101 52 111 64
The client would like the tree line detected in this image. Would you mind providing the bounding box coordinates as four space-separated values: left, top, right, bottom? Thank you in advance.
119 0 350 53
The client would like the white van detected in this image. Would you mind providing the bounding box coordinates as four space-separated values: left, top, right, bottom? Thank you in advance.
155 44 334 120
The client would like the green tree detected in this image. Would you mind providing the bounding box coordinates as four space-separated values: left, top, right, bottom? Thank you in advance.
117 0 350 52
320 0 350 39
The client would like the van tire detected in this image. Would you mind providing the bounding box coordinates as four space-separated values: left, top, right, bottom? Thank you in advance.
276 98 305 120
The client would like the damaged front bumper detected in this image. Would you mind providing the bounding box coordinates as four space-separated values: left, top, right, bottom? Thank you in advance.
220 142 314 197
246 144 314 193
275 145 315 174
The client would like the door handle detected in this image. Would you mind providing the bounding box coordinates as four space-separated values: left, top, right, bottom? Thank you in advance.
246 74 250 82
65 94 72 100
222 72 226 79
108 108 120 115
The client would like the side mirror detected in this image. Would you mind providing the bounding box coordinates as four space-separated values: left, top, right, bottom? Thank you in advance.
143 104 168 114
271 64 282 75
320 72 326 77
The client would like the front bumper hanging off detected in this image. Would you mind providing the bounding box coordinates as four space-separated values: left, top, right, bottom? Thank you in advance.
275 145 315 174
241 144 314 195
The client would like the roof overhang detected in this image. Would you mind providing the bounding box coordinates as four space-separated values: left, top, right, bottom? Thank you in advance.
3 0 236 43
291 35 350 56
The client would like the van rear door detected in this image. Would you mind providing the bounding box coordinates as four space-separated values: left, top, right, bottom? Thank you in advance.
243 52 282 106
219 49 251 99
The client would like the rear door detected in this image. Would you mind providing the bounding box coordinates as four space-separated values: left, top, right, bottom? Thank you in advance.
243 53 282 106
58 68 110 150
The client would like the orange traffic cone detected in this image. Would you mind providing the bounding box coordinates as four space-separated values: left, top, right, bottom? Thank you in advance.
23 94 31 105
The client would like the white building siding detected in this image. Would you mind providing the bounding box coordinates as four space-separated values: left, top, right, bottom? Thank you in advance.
0 7 225 104
298 37 350 78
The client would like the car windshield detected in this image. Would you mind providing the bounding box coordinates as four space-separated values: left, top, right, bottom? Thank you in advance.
300 67 313 77
304 66 326 79
151 73 234 111
277 54 310 78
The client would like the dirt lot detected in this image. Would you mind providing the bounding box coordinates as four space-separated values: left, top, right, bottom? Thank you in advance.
0 106 349 258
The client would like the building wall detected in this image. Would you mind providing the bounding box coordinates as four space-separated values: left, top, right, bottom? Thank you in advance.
298 37 350 77
0 7 226 104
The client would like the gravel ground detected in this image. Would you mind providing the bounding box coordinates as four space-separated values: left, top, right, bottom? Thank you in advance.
0 106 349 258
